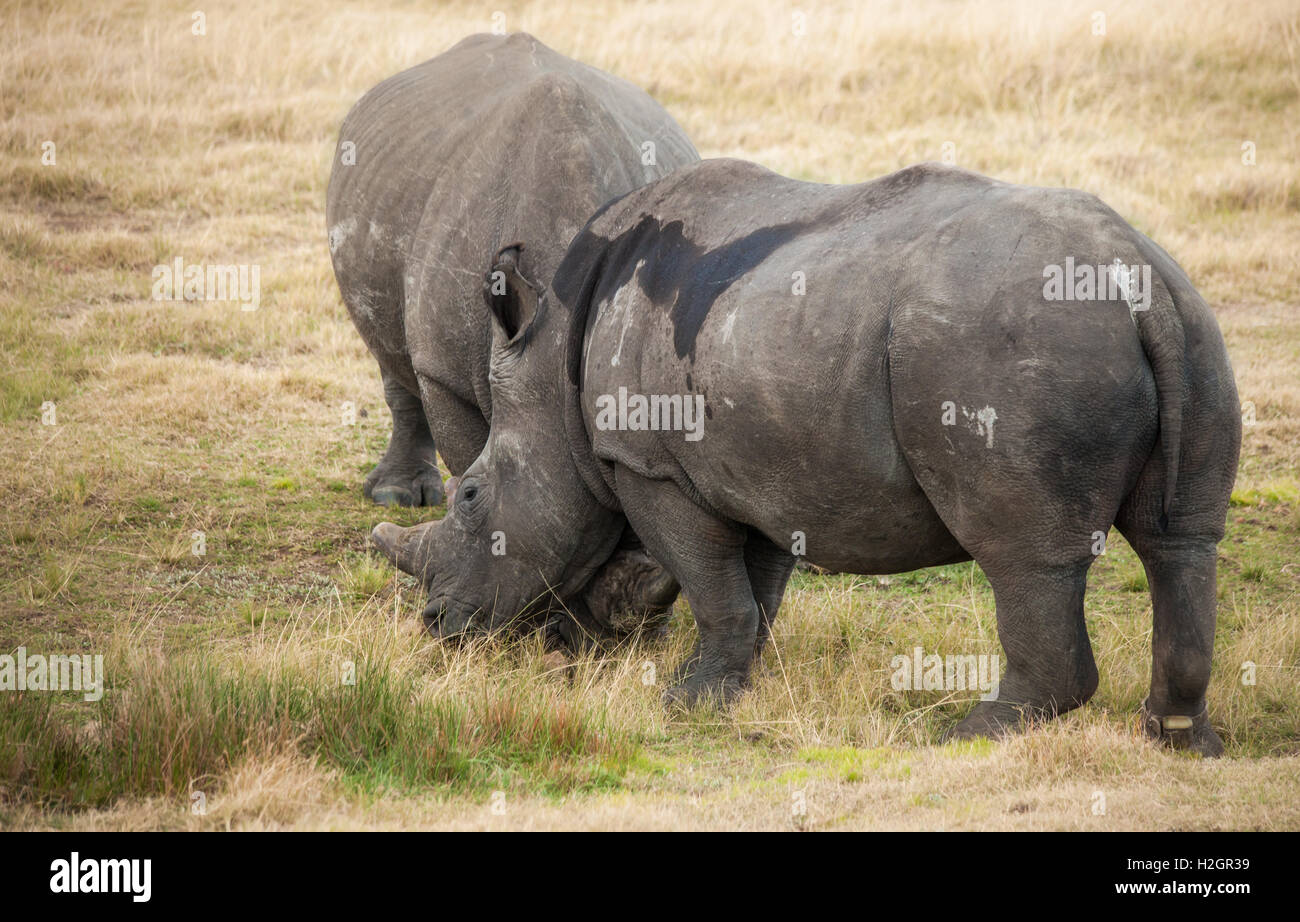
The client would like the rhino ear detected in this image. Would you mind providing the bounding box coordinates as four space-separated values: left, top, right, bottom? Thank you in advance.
483 243 540 342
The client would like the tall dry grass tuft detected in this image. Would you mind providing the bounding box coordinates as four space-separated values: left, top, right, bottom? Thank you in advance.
5 1 1298 297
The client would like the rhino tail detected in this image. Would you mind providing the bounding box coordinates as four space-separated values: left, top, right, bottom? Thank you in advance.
1129 237 1188 531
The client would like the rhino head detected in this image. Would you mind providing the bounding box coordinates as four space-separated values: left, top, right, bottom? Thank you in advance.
371 245 676 647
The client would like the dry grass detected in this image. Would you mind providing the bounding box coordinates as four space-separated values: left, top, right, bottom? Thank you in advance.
1 0 1298 829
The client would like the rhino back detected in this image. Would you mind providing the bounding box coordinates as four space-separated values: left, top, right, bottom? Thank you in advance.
574 159 1209 572
327 33 697 408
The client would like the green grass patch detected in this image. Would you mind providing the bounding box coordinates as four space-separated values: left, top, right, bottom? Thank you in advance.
1230 479 1300 506
0 650 638 809
779 745 911 783
1120 570 1150 593
336 554 392 601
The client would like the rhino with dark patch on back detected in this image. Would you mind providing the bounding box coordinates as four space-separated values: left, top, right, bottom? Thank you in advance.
375 158 1241 756
327 33 698 645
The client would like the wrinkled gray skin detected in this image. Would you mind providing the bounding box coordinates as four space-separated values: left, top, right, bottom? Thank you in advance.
327 33 696 646
377 159 1240 756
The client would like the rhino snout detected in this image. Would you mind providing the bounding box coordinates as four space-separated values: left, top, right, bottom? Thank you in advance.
421 597 447 635
422 596 480 638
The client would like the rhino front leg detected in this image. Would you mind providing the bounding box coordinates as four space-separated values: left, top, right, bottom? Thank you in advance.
364 371 444 507
614 469 759 709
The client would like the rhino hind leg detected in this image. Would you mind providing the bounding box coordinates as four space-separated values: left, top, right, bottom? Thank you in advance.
944 559 1099 742
1117 531 1225 758
364 372 444 507
416 373 490 478
745 532 797 658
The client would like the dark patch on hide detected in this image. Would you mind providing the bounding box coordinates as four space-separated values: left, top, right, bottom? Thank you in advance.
556 212 811 370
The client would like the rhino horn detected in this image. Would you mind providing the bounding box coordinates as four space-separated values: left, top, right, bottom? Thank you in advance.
371 520 438 582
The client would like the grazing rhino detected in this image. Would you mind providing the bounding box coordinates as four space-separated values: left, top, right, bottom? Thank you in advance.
328 33 697 645
376 159 1240 756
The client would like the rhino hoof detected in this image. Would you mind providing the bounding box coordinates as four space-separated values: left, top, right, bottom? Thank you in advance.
367 471 444 507
371 484 416 506
1140 700 1224 758
944 703 1017 743
662 673 746 712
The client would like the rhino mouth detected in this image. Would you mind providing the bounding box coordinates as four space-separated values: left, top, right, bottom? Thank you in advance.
379 517 679 649
422 595 550 641
422 595 481 637
415 571 678 650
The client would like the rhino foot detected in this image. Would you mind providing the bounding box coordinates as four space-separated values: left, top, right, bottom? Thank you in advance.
1140 700 1224 758
669 639 702 685
941 699 1025 744
364 461 444 507
662 667 747 712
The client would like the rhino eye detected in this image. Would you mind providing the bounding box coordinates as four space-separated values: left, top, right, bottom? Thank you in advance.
453 479 486 531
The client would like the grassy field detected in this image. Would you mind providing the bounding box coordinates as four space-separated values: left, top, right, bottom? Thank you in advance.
2 0 1298 830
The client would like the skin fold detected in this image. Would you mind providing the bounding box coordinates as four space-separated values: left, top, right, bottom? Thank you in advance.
377 158 1239 756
